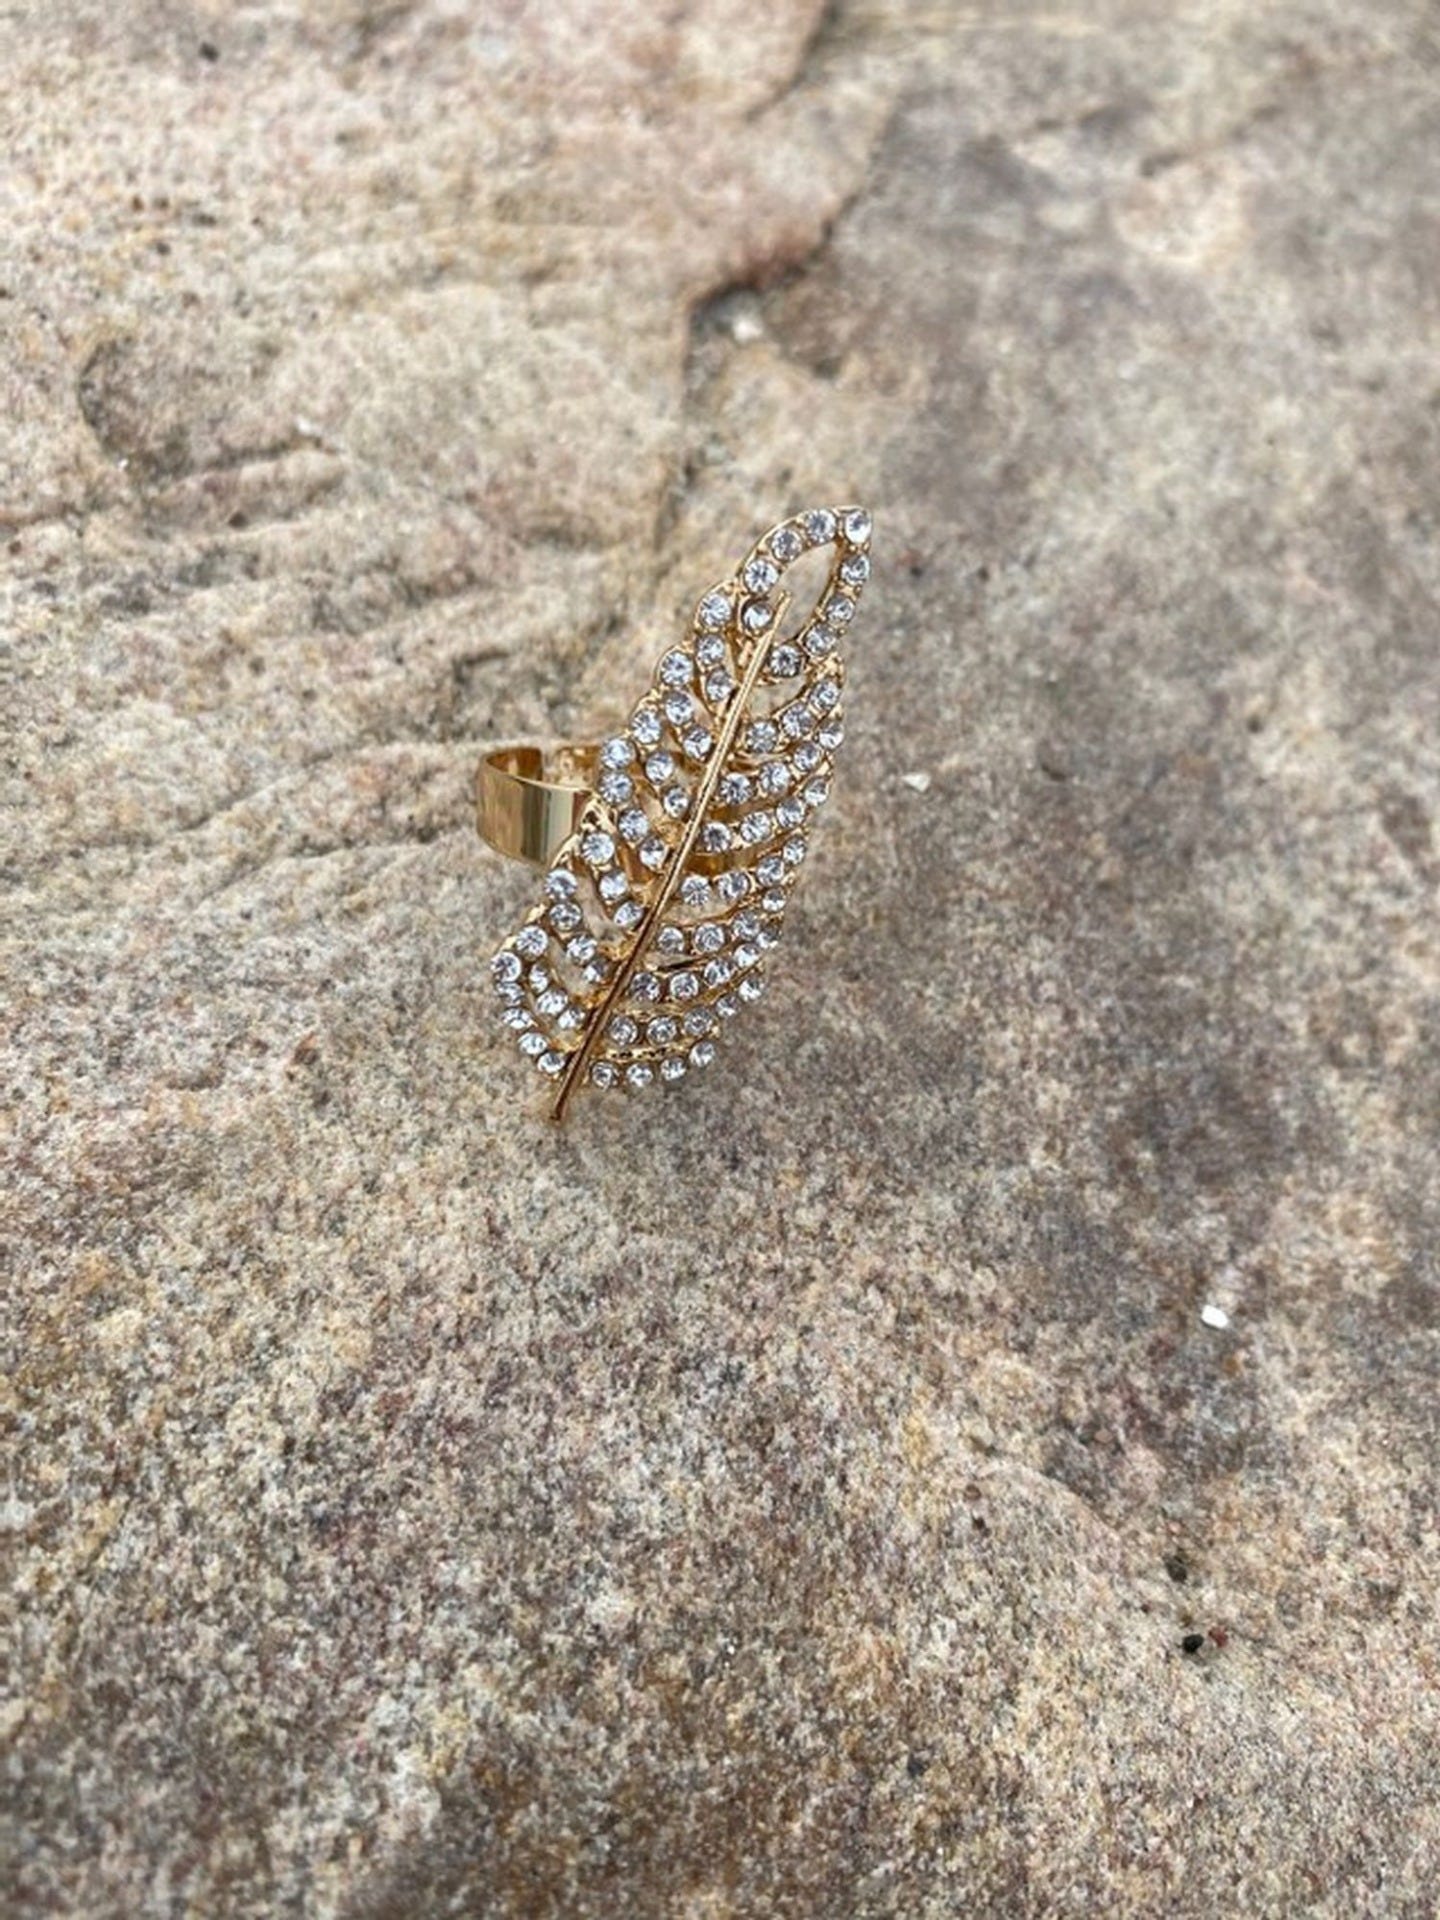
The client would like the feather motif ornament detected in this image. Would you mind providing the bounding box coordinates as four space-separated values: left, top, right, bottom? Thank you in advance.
488 504 873 1118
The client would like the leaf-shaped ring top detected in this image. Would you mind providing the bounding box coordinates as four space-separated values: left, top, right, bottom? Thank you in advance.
484 504 873 1118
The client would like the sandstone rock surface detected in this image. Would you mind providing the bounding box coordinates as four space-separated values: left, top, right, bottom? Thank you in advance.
5 3 1438 1915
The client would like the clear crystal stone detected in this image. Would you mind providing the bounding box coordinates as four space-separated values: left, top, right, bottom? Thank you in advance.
614 900 645 931
716 993 739 1019
662 783 690 820
703 956 734 989
803 776 830 807
803 508 837 545
770 525 803 563
811 678 841 714
704 668 735 705
739 973 766 1003
582 830 616 867
758 760 791 796
784 836 807 865
527 964 550 991
647 1015 679 1046
492 950 522 985
639 837 668 870
655 924 686 955
566 933 598 964
741 600 773 634
840 553 870 586
645 750 676 785
494 982 524 1005
669 971 699 1002
682 726 713 760
626 1062 654 1090
550 899 584 934
818 721 844 751
583 957 611 985
537 988 568 1018
762 887 787 913
689 1040 717 1069
717 869 750 903
663 691 693 728
661 1055 687 1083
600 737 634 770
842 507 871 544
718 772 752 807
698 589 731 630
539 1051 567 1075
557 1004 586 1030
735 943 760 971
781 704 813 740
630 971 661 1001
745 720 778 755
597 770 633 807
757 853 785 887
767 643 802 679
739 810 774 845
503 1006 534 1031
804 625 834 658
619 807 650 844
692 922 725 955
684 1007 715 1036
679 875 711 909
590 1061 617 1088
660 649 693 688
777 796 806 829
546 869 578 900
520 1030 549 1057
598 868 628 903
514 924 547 959
696 634 727 669
827 595 855 626
609 1014 639 1046
632 707 662 748
793 741 822 773
700 821 732 854
744 556 780 594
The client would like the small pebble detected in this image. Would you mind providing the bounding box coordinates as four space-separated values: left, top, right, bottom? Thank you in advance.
1200 1302 1230 1330
901 770 932 793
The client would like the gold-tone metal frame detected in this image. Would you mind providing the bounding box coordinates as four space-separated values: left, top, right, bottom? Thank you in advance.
476 744 598 869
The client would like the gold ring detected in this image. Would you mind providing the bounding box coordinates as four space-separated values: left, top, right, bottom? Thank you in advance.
477 502 873 1118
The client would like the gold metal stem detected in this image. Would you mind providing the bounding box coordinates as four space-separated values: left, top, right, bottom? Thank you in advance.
551 593 790 1123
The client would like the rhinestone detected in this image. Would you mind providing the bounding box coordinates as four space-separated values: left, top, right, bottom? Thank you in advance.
756 924 780 950
545 869 578 900
600 737 634 770
662 785 690 819
739 810 774 845
684 1007 715 1036
746 720 778 755
597 770 633 807
762 888 787 913
630 971 661 1002
550 902 583 936
770 525 803 563
647 1016 679 1046
626 1062 654 1090
741 600 773 634
614 900 645 931
520 1030 549 1057
632 707 662 748
757 853 785 887
679 875 712 909
539 1051 567 1076
744 556 780 594
590 1061 618 1088
669 971 699 1002
719 772 752 807
682 726 714 760
777 796 806 829
698 589 731 630
784 836 807 866
793 741 822 773
619 807 650 844
827 596 855 626
527 964 550 991
758 761 791 796
566 933 598 964
609 1015 639 1046
818 721 845 751
700 821 732 854
689 1040 717 1069
583 957 611 985
639 836 668 870
716 994 739 1019
840 553 870 587
696 634 727 670
804 625 834 658
842 507 871 544
598 869 628 904
655 925 686 955
495 981 524 1005
780 704 813 740
537 988 568 1018
717 869 750 903
645 750 676 785
502 1006 533 1031
582 830 616 867
767 643 802 679
692 922 725 955
660 649 693 688
804 776 830 808
703 956 734 989
514 924 547 959
739 973 766 1003
803 508 837 545
557 1004 585 1030
735 943 760 971
734 910 762 941
663 691 693 728
704 668 735 705
811 678 841 714
492 951 522 985
660 1055 687 1083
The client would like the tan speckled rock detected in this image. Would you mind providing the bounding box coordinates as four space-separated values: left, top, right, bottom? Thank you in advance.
5 3 1438 1916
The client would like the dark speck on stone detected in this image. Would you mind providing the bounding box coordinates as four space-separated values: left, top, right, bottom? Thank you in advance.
1182 1634 1207 1656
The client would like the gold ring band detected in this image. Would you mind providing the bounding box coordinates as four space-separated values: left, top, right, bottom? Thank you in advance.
476 743 599 868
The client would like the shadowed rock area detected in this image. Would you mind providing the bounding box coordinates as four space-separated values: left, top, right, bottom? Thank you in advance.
5 3 1438 1916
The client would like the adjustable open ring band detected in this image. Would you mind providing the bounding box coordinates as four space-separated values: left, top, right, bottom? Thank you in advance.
477 744 600 869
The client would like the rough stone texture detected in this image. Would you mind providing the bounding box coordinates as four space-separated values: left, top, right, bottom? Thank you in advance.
5 1 1439 1915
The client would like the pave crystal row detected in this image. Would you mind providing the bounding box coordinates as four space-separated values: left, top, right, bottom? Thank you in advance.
489 504 872 1114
